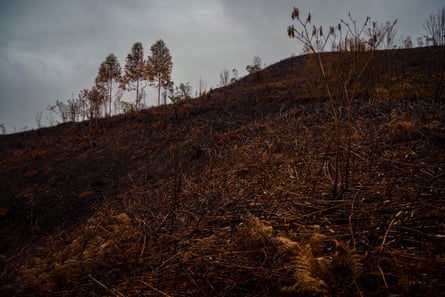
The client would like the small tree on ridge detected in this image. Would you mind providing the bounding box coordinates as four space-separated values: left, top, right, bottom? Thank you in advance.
424 6 445 46
148 39 173 106
96 53 121 116
121 42 146 109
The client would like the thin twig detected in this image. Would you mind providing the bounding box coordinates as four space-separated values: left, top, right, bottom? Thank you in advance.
377 265 389 289
349 191 360 250
353 278 364 297
139 234 146 261
183 267 203 292
380 217 397 252
140 280 172 297
88 274 126 297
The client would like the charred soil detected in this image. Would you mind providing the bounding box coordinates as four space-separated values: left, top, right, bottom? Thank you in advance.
1 47 445 296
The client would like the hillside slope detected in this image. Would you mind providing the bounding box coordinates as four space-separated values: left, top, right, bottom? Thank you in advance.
1 47 445 296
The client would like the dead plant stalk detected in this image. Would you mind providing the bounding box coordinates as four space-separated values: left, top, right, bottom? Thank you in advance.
288 7 397 198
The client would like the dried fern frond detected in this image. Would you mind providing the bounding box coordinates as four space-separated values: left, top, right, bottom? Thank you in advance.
309 226 328 256
282 244 329 296
332 238 363 280
242 217 364 296
277 236 300 250
244 214 273 242
15 211 142 295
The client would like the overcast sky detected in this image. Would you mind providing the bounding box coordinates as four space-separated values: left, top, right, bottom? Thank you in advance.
0 0 443 132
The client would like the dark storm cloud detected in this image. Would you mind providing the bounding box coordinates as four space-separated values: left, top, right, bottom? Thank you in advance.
0 0 237 132
218 0 445 73
1 0 444 132
0 0 156 131
219 0 445 44
218 0 296 65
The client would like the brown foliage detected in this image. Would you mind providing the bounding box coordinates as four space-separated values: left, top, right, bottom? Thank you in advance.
0 47 444 296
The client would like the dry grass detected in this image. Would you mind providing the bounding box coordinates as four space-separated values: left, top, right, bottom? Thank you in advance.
1 47 444 296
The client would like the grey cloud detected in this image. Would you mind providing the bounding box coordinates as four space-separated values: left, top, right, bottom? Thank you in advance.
1 0 445 132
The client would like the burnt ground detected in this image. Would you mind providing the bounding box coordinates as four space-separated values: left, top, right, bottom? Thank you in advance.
1 47 445 296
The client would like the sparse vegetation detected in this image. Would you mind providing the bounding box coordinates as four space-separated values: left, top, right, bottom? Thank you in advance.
120 42 148 110
219 68 230 87
288 7 397 199
423 6 445 46
95 53 121 117
1 6 445 297
246 56 262 74
1 45 444 296
147 39 173 107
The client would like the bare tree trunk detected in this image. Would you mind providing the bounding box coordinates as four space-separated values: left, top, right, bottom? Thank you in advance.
136 79 140 110
109 80 113 116
158 78 161 106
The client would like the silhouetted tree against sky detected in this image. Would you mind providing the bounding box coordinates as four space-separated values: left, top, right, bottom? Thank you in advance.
77 89 89 122
87 86 105 132
96 54 121 116
424 6 445 46
177 82 192 102
121 42 146 109
219 69 230 87
231 68 238 83
197 78 207 97
148 39 173 106
47 100 69 123
246 56 262 74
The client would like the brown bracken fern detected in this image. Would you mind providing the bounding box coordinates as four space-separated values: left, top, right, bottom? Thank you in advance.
244 215 363 296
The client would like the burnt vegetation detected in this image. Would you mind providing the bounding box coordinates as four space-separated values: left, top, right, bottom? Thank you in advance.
1 45 444 297
1 8 445 297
